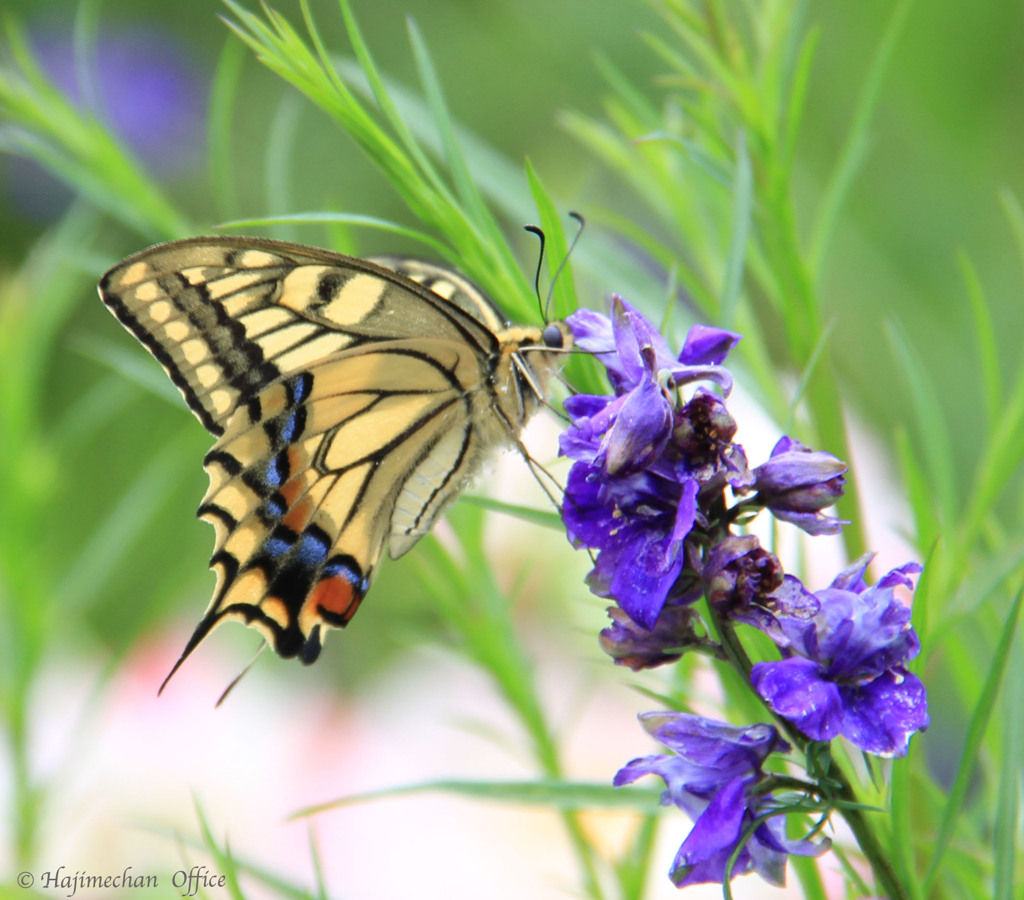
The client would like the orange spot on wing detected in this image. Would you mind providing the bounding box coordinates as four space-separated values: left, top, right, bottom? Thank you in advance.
282 496 313 532
307 574 362 625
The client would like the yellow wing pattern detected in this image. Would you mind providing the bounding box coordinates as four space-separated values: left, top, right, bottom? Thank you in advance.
98 236 569 679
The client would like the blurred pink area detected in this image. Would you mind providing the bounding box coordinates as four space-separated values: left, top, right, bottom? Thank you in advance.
5 621 834 899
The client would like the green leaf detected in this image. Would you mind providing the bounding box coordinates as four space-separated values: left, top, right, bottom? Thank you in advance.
208 36 246 222
923 585 1024 891
808 0 913 282
214 212 450 257
461 495 564 531
885 318 958 529
292 779 664 819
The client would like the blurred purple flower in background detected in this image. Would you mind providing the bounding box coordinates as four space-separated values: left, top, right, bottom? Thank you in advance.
3 23 204 219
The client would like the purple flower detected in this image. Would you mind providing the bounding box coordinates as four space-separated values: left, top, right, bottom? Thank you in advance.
750 555 928 756
566 298 739 397
5 25 205 221
703 534 785 625
36 26 205 174
615 712 827 887
599 603 709 670
560 299 746 627
564 461 699 627
753 437 848 535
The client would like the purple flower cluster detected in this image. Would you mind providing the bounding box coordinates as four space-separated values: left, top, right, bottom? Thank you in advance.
560 296 745 629
614 712 828 887
559 297 928 889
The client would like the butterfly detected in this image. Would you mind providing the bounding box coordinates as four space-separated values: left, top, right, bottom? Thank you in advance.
98 236 570 684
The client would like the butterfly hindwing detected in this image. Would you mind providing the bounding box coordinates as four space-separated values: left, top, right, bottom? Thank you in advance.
98 236 571 680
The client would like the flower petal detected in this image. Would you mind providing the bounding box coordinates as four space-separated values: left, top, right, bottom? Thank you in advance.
838 669 930 757
751 658 844 741
679 323 743 366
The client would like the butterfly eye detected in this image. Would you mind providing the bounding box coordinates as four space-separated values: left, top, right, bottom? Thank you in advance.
542 323 565 349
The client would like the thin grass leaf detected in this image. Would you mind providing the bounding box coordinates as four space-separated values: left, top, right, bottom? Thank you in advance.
999 187 1024 277
960 364 1024 552
789 853 828 900
885 319 958 529
893 427 937 551
331 0 450 203
208 36 246 222
149 819 317 900
215 212 450 256
406 17 491 234
781 318 835 435
808 0 913 282
263 92 303 242
71 0 103 116
610 814 657 900
922 585 1024 892
957 251 1000 430
55 432 197 614
306 824 329 900
192 798 246 900
993 650 1022 900
778 26 819 179
938 537 1024 638
52 375 136 450
74 334 183 407
461 494 564 530
888 761 924 900
719 130 752 328
222 0 416 199
292 779 663 818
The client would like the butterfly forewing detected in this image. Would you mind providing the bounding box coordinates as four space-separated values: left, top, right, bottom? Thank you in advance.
98 236 569 680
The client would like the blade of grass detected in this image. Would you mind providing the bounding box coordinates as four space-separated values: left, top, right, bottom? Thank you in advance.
292 778 663 818
993 644 1022 900
406 17 490 235
192 798 246 900
885 319 958 530
208 36 246 222
461 495 564 530
807 0 913 281
55 431 198 613
922 585 1024 892
719 130 752 329
957 251 1000 430
214 212 450 256
264 92 303 242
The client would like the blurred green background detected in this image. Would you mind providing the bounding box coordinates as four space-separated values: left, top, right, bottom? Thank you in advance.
1 0 1023 895
3 0 1021 676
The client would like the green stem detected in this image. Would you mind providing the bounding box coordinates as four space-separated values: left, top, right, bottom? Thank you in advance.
706 604 907 900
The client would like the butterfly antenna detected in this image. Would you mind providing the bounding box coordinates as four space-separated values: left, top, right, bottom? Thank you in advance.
544 212 585 320
524 224 547 323
215 642 268 707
